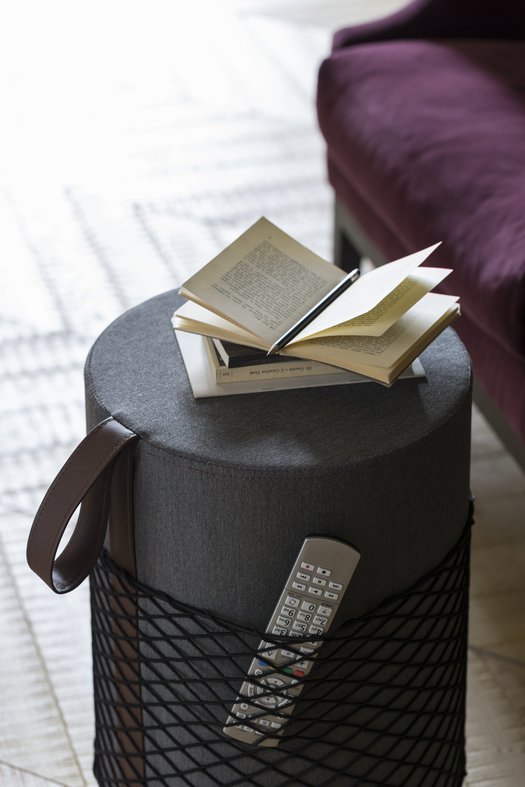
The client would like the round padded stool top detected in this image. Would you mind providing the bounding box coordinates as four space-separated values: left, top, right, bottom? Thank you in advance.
85 291 472 626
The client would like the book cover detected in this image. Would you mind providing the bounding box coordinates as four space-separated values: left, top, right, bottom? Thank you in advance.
212 338 295 368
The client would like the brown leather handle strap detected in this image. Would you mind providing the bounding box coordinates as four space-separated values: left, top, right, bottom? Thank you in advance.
27 417 138 594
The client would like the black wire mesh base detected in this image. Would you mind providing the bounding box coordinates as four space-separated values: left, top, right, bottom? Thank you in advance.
91 521 472 787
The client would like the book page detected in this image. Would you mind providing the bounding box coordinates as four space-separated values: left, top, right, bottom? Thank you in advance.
291 243 442 341
282 293 459 374
172 301 270 350
291 266 451 341
179 217 343 344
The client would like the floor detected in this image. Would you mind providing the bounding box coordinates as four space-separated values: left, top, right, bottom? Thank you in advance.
0 1 524 785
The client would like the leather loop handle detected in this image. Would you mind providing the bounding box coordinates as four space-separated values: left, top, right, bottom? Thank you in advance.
27 417 138 594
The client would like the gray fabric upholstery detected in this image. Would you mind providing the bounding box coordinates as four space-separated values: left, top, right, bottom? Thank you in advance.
85 290 472 628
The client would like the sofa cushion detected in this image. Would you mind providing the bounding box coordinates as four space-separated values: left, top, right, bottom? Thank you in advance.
318 39 525 360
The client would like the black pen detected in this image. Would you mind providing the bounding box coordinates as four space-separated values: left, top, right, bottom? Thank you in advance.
267 268 360 356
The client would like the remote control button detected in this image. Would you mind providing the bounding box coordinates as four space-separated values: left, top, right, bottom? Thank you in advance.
260 649 277 662
280 606 295 618
313 615 328 627
301 601 316 612
317 605 333 617
293 669 305 677
292 582 306 591
259 719 270 727
329 581 343 591
297 611 311 622
300 646 315 655
252 677 291 709
270 721 281 730
308 587 322 596
324 591 338 600
240 703 249 710
285 596 300 607
280 649 296 659
236 712 247 719
301 562 315 572
297 660 310 670
272 626 288 636
296 572 310 582
292 622 307 633
312 577 326 586
276 617 291 628
309 625 324 636
317 567 331 576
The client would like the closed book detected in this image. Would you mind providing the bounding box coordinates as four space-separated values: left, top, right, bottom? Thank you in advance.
205 337 347 383
212 338 297 368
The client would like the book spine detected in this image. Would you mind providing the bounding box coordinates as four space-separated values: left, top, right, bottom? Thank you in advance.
215 361 343 384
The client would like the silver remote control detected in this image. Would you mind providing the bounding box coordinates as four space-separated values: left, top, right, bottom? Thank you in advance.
223 536 360 746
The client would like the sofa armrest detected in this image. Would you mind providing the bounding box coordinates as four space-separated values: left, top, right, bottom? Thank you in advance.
333 0 525 50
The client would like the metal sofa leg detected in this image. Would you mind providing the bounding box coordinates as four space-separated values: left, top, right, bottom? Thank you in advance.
333 198 387 271
334 203 362 272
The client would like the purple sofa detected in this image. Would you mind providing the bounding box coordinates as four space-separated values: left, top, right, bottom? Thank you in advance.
317 0 525 468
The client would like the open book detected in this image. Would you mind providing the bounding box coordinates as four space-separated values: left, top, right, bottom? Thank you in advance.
172 218 459 385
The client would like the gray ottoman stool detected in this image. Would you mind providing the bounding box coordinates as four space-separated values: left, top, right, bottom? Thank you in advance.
82 290 472 786
28 288 472 786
